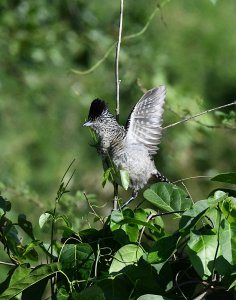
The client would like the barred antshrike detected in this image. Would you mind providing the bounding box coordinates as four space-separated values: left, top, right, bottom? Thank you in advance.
84 85 169 208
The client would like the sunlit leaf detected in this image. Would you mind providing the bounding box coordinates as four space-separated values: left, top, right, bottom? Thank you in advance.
1 263 60 300
219 217 236 265
187 231 218 279
120 169 130 190
109 244 144 273
39 212 53 229
137 295 171 300
144 183 191 217
220 196 236 223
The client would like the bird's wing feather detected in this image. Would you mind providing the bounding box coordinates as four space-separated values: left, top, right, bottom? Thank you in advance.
125 85 166 155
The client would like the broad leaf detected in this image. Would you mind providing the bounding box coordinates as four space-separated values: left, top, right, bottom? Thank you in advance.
59 243 95 288
109 244 144 273
76 285 105 300
111 210 140 243
143 183 191 216
207 190 228 207
187 231 218 279
0 196 11 214
179 200 209 232
146 233 179 264
211 172 236 185
220 196 236 223
219 217 236 265
1 263 60 300
39 212 53 229
18 214 34 239
137 295 172 300
98 275 132 300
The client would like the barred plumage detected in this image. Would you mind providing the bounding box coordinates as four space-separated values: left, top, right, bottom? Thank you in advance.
84 85 169 207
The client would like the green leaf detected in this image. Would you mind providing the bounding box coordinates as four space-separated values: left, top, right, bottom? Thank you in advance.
143 183 191 216
111 210 124 223
55 214 72 228
109 244 144 273
55 286 69 300
98 275 132 300
59 243 95 288
18 214 34 239
219 218 236 265
102 167 113 188
0 196 11 214
23 241 39 261
137 295 171 300
207 190 228 207
187 231 218 279
116 218 159 233
22 277 48 300
179 200 209 232
220 196 236 223
1 263 60 300
76 285 105 300
111 210 153 243
146 233 179 264
120 169 130 190
211 172 236 184
39 212 53 229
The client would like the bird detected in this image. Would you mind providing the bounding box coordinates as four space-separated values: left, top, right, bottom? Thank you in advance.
83 85 169 208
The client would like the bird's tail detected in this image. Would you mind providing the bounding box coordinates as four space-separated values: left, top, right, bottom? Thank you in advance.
155 172 170 183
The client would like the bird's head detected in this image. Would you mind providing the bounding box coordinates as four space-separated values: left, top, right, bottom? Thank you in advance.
83 99 110 133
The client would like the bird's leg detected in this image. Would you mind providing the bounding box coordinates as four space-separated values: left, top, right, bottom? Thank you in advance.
120 190 138 209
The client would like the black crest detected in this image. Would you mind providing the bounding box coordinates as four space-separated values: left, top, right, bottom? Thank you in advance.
88 99 107 120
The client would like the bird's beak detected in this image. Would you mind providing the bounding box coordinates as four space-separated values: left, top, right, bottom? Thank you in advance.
83 120 92 127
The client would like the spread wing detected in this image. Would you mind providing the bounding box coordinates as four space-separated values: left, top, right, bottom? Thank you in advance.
125 85 166 156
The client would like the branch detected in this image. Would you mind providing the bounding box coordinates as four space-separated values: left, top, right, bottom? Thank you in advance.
115 0 123 122
113 0 124 211
0 260 17 267
164 101 236 130
172 176 211 184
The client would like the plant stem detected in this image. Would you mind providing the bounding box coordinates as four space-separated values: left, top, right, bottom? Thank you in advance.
113 0 124 211
164 101 236 130
115 0 123 122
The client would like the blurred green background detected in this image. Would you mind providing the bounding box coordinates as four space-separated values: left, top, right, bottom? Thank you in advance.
0 0 235 219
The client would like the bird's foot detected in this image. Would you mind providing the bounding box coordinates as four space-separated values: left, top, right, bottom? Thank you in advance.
120 191 138 209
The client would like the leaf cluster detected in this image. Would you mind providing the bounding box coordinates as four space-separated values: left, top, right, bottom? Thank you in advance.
0 173 236 299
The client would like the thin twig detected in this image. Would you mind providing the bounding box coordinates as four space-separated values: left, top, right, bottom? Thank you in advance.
172 176 211 184
84 192 104 225
152 210 184 217
113 0 124 211
180 181 194 204
164 101 236 130
138 213 155 243
0 260 17 267
115 0 123 122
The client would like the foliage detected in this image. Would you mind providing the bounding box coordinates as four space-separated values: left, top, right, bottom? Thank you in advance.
1 172 236 299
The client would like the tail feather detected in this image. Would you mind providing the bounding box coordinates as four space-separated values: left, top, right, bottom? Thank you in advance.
155 172 170 183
